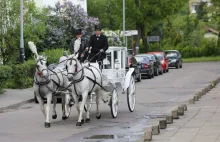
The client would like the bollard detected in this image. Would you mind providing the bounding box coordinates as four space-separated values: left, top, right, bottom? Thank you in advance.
172 109 179 119
178 106 184 116
181 104 187 111
144 129 152 141
152 125 160 135
166 115 173 124
194 96 198 101
197 94 201 99
159 120 167 129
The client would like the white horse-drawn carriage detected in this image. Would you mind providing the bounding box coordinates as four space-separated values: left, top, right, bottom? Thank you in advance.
28 41 136 127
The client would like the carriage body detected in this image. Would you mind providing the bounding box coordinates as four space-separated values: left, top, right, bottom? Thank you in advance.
102 46 132 89
99 46 136 118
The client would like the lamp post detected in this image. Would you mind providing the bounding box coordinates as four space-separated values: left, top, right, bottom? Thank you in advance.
123 0 125 46
20 0 25 63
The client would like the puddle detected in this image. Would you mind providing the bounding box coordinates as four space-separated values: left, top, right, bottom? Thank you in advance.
83 134 133 140
84 135 117 139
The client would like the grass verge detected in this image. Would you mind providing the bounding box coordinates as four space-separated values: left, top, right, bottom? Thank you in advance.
183 56 220 63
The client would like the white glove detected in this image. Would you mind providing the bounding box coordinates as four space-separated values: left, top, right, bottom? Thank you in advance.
100 49 104 53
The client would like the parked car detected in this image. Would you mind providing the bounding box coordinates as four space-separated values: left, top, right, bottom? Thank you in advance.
127 55 142 82
145 53 163 76
164 50 183 69
148 52 169 73
134 55 154 79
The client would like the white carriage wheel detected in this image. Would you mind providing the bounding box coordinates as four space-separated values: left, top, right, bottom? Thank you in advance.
84 94 93 112
127 75 136 112
110 88 118 118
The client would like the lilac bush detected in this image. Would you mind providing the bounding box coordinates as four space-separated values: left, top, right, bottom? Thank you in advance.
42 1 99 49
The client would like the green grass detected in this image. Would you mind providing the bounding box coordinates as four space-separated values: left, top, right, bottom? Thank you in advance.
183 56 220 63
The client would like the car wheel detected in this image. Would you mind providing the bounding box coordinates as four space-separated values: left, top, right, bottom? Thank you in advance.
176 63 179 69
180 63 182 68
159 66 163 75
137 72 141 82
155 68 159 76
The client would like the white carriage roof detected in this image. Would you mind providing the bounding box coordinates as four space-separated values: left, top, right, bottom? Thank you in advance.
108 46 127 51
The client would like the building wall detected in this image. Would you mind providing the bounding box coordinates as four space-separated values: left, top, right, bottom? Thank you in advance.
34 0 87 12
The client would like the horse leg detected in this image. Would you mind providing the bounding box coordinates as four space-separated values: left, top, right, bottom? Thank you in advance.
45 93 52 128
85 93 93 123
76 91 88 126
95 89 101 119
36 93 46 118
52 96 57 119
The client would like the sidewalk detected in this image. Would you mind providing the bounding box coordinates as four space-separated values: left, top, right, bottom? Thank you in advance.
0 88 34 111
153 83 220 142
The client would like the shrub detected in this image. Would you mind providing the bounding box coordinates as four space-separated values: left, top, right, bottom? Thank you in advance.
44 48 70 64
0 66 13 93
5 60 35 89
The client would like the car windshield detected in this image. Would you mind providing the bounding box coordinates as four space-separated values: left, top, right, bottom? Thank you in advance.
135 56 149 63
155 54 163 61
167 54 177 59
146 54 155 60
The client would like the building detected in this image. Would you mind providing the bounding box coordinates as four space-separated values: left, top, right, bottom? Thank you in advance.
203 26 219 39
34 0 87 12
189 0 211 14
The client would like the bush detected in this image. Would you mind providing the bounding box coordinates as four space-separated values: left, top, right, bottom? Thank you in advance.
44 48 70 64
0 66 12 93
5 60 35 89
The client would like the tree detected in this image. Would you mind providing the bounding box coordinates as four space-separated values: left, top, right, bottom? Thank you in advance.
41 1 99 50
208 0 220 47
0 0 47 64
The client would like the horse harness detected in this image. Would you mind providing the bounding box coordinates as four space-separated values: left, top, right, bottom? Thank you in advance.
34 60 67 100
67 58 106 97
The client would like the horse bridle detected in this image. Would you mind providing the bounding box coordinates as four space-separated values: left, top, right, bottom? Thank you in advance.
36 58 49 79
66 58 84 81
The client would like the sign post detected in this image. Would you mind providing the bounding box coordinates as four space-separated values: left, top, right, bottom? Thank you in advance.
121 30 138 56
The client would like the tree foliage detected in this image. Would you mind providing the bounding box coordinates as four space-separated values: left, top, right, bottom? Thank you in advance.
40 1 99 50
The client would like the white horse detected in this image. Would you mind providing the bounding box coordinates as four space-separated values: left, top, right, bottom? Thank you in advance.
66 54 111 126
28 41 72 128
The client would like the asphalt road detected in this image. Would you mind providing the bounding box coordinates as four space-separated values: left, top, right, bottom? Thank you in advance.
0 62 220 142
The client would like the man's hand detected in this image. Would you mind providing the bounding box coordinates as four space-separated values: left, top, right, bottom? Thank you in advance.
81 54 84 57
100 49 104 53
85 47 89 51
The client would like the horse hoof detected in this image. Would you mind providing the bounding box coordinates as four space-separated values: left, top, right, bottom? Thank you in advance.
52 114 57 119
81 119 84 124
62 116 68 120
85 118 90 123
45 122 50 128
76 122 82 126
96 114 101 119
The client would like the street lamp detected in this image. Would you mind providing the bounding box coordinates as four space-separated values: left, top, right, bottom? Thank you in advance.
20 0 25 63
123 0 125 46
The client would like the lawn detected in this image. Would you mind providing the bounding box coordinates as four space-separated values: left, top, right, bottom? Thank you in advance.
183 56 220 63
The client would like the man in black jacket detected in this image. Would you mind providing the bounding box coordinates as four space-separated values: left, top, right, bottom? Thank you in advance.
88 25 109 67
69 29 89 62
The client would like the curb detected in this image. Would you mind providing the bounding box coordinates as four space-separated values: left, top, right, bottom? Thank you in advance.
141 76 220 141
0 99 34 112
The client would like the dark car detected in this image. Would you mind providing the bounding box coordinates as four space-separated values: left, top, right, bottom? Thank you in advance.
148 52 169 73
127 55 142 82
145 53 163 76
134 55 154 79
164 50 183 69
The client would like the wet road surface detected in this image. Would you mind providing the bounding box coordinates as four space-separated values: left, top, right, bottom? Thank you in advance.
0 62 220 142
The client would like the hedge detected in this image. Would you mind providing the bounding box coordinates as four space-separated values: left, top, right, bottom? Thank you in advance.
0 66 13 93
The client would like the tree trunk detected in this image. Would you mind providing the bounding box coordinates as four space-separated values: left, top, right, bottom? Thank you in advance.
140 24 147 52
135 0 140 55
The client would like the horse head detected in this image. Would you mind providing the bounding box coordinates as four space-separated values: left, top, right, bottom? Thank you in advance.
28 41 49 78
66 53 80 81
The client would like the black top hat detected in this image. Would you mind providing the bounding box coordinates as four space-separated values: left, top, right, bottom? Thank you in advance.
75 29 82 35
95 25 102 31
